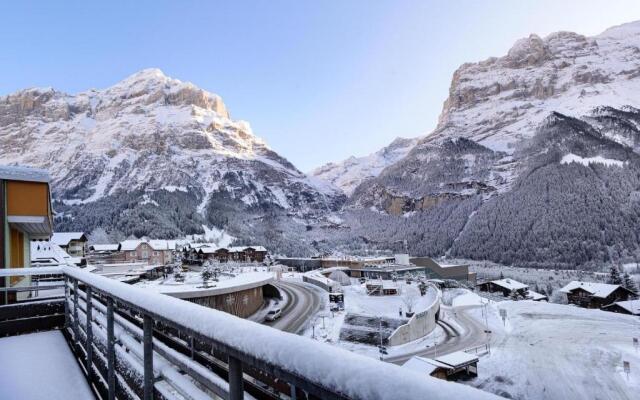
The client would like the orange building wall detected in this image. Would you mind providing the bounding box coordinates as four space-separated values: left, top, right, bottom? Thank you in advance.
6 181 49 216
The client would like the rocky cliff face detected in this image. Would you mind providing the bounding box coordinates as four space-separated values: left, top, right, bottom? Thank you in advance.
0 69 344 253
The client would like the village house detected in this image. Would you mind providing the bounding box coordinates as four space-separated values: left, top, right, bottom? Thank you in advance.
477 278 529 298
185 245 268 264
50 232 88 258
402 352 479 381
120 239 174 265
243 246 268 262
560 281 637 309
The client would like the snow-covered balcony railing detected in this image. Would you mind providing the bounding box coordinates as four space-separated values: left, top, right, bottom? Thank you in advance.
0 267 497 400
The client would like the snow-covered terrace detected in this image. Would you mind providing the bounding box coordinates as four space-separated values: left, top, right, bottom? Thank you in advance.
0 267 498 400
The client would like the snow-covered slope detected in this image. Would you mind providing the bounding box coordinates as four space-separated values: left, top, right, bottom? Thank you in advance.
310 137 419 195
0 69 344 249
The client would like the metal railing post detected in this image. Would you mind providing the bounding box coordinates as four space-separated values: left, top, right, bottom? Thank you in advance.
143 315 154 400
86 286 93 381
228 355 244 400
107 297 116 400
73 279 79 340
64 275 70 328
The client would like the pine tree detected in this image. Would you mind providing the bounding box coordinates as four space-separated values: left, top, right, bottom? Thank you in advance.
608 265 623 285
623 272 638 294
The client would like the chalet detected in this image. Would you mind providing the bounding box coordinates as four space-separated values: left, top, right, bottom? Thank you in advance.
120 239 174 266
228 246 246 262
560 281 636 309
198 247 221 262
402 352 479 381
0 165 54 304
214 247 231 262
477 279 528 298
602 300 640 316
51 232 88 258
244 246 268 262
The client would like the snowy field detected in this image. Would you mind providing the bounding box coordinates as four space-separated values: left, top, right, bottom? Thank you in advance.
0 331 94 400
463 297 640 399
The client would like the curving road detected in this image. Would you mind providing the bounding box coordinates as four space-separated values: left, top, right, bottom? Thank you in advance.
385 304 491 364
260 280 324 334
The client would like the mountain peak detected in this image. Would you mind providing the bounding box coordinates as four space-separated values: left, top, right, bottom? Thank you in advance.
505 34 551 68
122 68 170 83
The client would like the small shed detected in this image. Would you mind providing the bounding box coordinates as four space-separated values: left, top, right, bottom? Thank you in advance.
402 351 479 381
602 300 640 316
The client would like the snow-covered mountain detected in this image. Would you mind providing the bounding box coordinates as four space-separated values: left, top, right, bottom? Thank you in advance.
0 69 344 252
310 137 419 195
333 21 640 268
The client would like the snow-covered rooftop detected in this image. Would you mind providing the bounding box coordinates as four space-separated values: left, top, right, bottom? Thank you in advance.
402 356 447 375
0 165 50 183
559 281 623 298
605 300 640 315
435 351 479 368
31 241 75 266
90 244 119 251
50 232 86 246
490 279 528 291
119 239 144 251
148 239 173 250
525 290 548 301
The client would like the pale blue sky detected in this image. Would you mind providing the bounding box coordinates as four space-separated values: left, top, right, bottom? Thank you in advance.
2 1 640 170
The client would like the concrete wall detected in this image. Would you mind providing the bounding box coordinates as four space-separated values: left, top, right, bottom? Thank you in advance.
185 286 264 318
387 286 441 346
410 257 472 283
302 274 335 292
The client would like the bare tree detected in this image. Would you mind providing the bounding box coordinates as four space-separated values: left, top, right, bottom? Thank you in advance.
401 287 420 316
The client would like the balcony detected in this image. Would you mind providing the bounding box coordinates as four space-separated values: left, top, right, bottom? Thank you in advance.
0 267 496 400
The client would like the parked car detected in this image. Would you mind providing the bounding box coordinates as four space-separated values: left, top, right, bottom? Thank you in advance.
266 308 282 321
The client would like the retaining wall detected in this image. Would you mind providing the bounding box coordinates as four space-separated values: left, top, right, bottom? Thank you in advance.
387 285 441 346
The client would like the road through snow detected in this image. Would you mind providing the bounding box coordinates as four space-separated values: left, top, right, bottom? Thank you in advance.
263 280 324 333
385 304 490 364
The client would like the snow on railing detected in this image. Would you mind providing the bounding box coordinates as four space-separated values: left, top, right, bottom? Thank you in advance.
1 267 498 400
